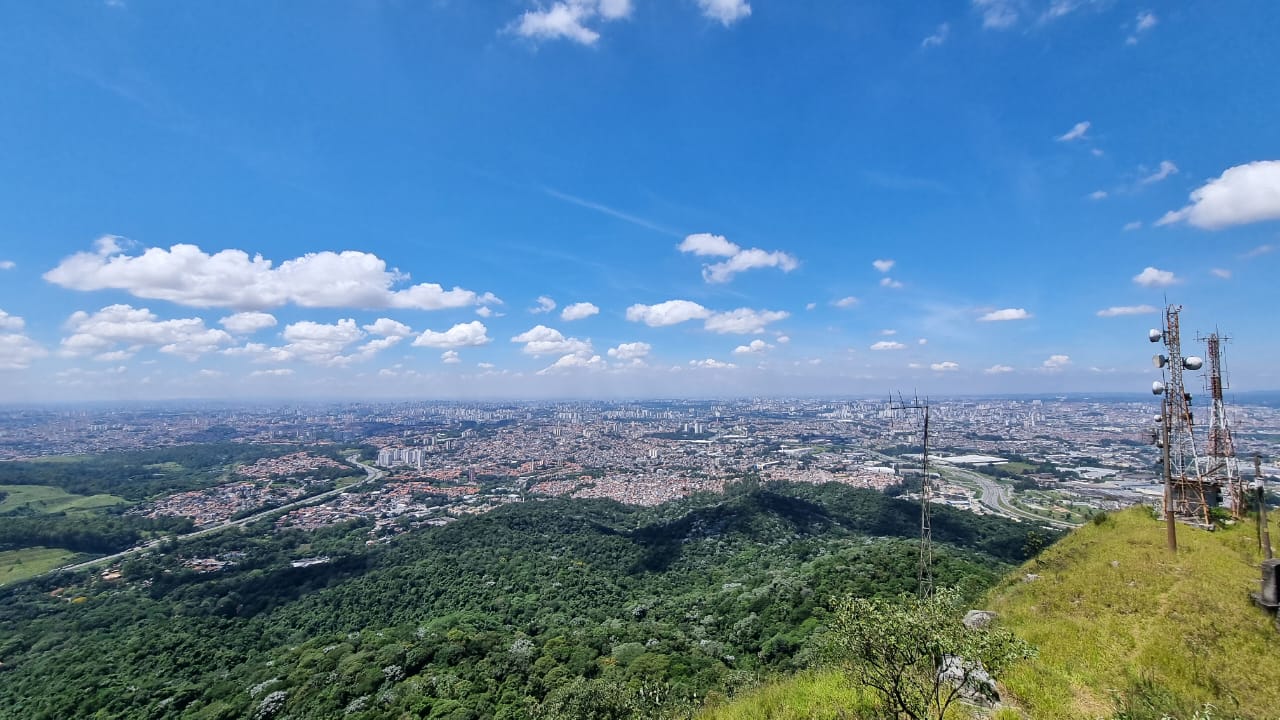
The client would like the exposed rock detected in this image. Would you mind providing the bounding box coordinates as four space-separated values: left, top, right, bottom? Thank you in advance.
939 655 999 707
1023 573 1040 582
963 609 998 630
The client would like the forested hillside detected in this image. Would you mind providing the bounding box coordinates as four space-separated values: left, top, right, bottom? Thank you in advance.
0 482 1053 719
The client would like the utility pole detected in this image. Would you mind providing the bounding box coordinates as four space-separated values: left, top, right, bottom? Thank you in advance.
1257 454 1272 560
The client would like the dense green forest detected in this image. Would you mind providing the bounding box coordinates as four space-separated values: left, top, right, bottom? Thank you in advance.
0 482 1057 719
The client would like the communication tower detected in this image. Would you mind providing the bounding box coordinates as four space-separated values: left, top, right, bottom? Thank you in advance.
1198 332 1243 519
890 394 933 597
1149 305 1215 532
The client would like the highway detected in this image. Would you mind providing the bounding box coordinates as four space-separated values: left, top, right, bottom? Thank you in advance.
55 456 384 576
938 465 1079 530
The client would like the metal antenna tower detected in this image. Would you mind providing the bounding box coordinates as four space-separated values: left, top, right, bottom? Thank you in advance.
1150 305 1212 531
890 394 933 597
1198 331 1243 519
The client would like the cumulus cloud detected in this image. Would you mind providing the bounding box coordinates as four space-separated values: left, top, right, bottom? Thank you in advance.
250 368 293 377
696 0 751 25
1133 267 1179 287
0 310 25 331
363 318 413 337
978 308 1032 322
1123 221 1143 231
931 361 960 372
872 259 895 273
1141 160 1178 185
1089 190 1108 200
689 358 736 369
607 342 651 361
1096 305 1157 317
984 364 1014 375
412 321 492 349
880 329 897 336
538 352 606 375
626 300 711 327
276 318 387 367
0 331 46 370
560 302 600 321
512 0 632 45
219 311 277 335
1242 244 1274 258
1157 161 1280 230
833 296 860 308
733 339 772 355
870 341 906 351
880 277 904 289
1042 354 1071 371
1056 120 1091 142
0 260 14 270
973 0 1019 28
678 233 799 283
703 308 788 334
531 296 557 314
440 350 461 364
44 240 495 312
61 304 233 361
1127 11 1157 43
511 325 592 357
921 23 949 48
1210 268 1232 280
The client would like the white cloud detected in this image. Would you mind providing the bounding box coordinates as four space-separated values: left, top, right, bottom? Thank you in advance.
0 310 24 331
1243 244 1274 258
560 302 600 321
1157 161 1280 230
441 350 461 364
1096 305 1157 317
607 342 651 361
413 321 492 349
223 342 292 364
1141 160 1178 185
833 296 860 308
703 308 788 334
45 241 493 312
531 296 557 314
775 335 790 344
0 261 14 270
974 0 1019 29
475 306 494 318
1042 354 1071 370
1133 266 1179 288
94 350 135 362
626 300 711 327
689 358 736 369
678 233 738 257
870 341 906 351
1089 190 1108 200
921 23 949 48
872 259 895 273
512 0 633 45
363 318 413 337
219 311 277 335
1210 268 1232 279
931 361 960 372
61 304 233 361
696 0 751 25
1123 221 1143 231
0 332 46 370
880 277 904 289
805 302 817 311
250 368 293 378
1127 11 1157 43
1056 120 1091 142
918 338 928 345
703 248 799 283
278 319 370 367
984 364 1015 375
880 329 897 336
511 325 592 357
538 352 606 375
978 308 1032 322
733 339 772 355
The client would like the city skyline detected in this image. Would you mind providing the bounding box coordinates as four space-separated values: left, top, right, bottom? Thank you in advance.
2 2 1279 401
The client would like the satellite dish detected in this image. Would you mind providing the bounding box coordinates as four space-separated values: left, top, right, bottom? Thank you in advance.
1183 356 1204 370
1152 381 1166 395
1153 354 1168 368
1149 329 1163 343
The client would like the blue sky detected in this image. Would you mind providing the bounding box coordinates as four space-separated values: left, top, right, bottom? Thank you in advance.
1 0 1278 401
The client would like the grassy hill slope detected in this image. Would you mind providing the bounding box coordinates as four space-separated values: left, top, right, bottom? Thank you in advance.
991 508 1280 719
700 508 1280 720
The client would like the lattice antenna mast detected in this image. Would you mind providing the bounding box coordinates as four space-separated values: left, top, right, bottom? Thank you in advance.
1150 305 1210 528
890 393 933 597
1200 331 1242 519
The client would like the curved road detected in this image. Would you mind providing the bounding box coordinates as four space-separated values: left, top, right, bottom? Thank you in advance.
55 456 384 575
940 465 1079 530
